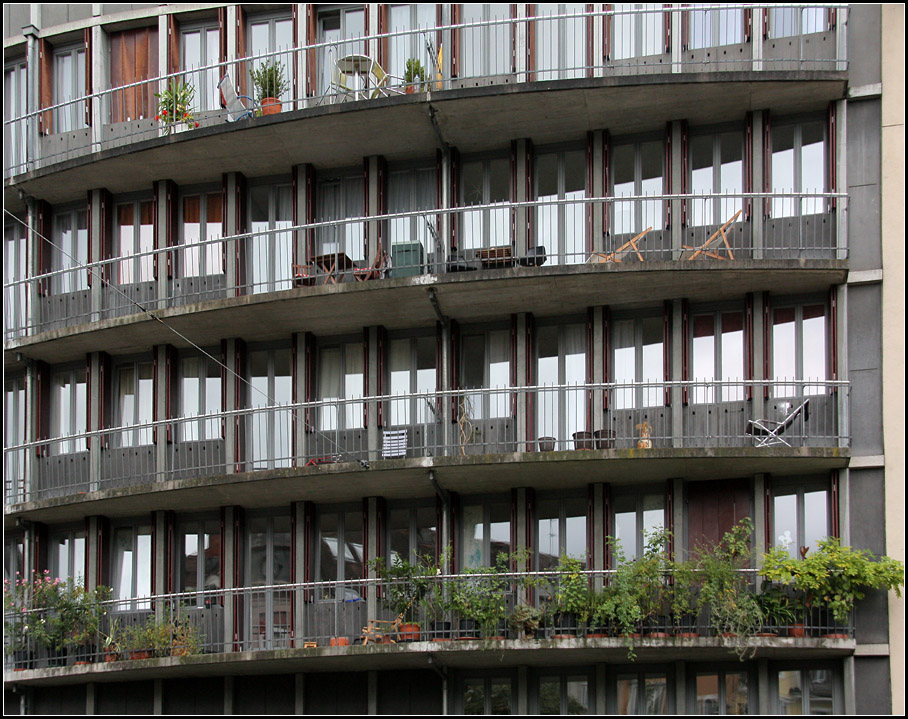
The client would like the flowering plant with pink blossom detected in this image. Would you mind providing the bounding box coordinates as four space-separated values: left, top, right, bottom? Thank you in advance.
3 571 110 653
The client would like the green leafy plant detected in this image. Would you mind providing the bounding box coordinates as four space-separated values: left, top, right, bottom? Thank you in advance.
548 555 590 621
451 551 513 638
155 81 198 133
368 555 431 624
251 60 289 103
761 537 905 625
668 557 698 632
507 604 543 639
693 518 764 659
403 58 427 91
756 582 797 633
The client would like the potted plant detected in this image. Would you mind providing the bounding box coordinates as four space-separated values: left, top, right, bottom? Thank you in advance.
251 60 289 115
761 536 905 638
368 555 431 642
120 620 154 660
547 555 589 637
418 550 455 641
155 81 198 134
668 557 699 638
507 604 543 640
451 552 512 640
693 519 764 659
755 582 796 637
403 58 426 94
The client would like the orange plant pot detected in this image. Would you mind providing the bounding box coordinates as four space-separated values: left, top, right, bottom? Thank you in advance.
399 623 421 642
261 98 282 115
329 637 350 647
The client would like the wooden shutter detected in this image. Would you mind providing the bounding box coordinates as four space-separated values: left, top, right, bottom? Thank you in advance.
827 103 837 210
233 339 247 472
99 189 114 284
586 307 595 431
378 4 389 68
306 165 317 260
85 354 92 450
363 328 370 428
526 313 535 447
681 300 690 405
687 478 752 552
603 4 612 62
585 4 594 78
663 3 672 53
829 471 840 538
762 292 771 399
234 173 247 295
603 130 611 239
451 4 461 78
99 351 112 449
306 4 317 96
744 293 754 401
450 148 461 251
167 13 180 76
510 314 518 418
449 319 460 423
664 123 672 229
236 7 248 96
602 306 611 410
680 121 688 227
744 113 753 220
304 332 316 433
828 287 838 390
586 132 595 253
763 111 772 218
38 38 53 135
526 4 536 81
377 326 387 427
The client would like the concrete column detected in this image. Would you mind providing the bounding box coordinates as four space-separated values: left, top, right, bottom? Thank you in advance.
366 326 380 459
843 656 856 715
670 121 683 258
672 477 684 558
24 23 39 171
835 99 847 260
515 313 528 450
836 284 848 445
154 343 168 482
366 156 381 264
153 678 163 714
154 180 170 311
751 111 764 260
295 674 305 714
367 4 380 60
292 501 309 643
757 658 770 714
223 173 240 296
591 305 605 434
294 164 313 266
439 148 452 269
222 338 239 473
365 496 380 621
367 670 378 714
514 6 528 80
751 291 766 424
595 663 607 714
295 5 307 111
590 131 605 254
675 661 686 712
753 473 766 558
514 139 529 258
293 333 307 463
91 25 107 150
86 683 96 715
24 198 40 339
224 675 234 713
591 483 606 587
440 323 453 455
87 352 102 492
838 468 850 546
153 511 168 622
517 665 528 714
222 506 237 654
671 300 683 446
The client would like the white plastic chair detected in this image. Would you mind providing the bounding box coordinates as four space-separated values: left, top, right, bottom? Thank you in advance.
218 74 255 122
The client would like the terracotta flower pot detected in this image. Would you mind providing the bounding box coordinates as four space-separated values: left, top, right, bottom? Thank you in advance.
261 97 282 115
398 623 421 642
788 623 806 638
675 632 700 639
329 636 350 647
405 85 416 94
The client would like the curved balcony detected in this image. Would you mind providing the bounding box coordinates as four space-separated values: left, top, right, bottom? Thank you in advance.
4 192 847 349
3 569 855 677
3 5 848 185
4 380 849 512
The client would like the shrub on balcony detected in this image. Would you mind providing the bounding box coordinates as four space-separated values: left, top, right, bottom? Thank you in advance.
155 82 198 134
761 537 905 625
368 555 431 626
547 554 590 635
451 551 513 639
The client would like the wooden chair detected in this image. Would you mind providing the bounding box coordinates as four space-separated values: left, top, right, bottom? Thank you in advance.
681 209 742 261
353 247 389 282
588 227 652 263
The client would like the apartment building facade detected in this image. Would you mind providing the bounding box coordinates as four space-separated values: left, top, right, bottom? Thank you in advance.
3 3 902 714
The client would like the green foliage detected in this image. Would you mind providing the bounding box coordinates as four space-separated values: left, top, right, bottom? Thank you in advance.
761 537 905 624
549 554 590 621
507 604 543 638
692 518 763 659
668 557 698 629
368 555 432 623
756 582 797 630
403 58 427 89
3 572 110 653
155 82 197 133
451 551 513 638
251 60 289 102
116 613 200 658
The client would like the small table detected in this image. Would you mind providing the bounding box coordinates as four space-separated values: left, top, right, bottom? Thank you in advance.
478 245 515 269
311 253 356 285
335 54 383 100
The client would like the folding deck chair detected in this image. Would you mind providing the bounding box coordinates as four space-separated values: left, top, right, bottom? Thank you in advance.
588 227 652 263
681 209 742 261
218 74 256 122
746 398 810 447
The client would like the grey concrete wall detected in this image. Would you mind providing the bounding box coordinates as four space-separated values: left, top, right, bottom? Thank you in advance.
846 5 882 88
854 656 892 715
847 283 883 455
846 100 883 271
850 468 889 644
41 5 93 30
3 4 30 39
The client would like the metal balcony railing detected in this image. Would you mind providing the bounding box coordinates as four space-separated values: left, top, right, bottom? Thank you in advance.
2 568 853 672
4 191 847 341
4 380 849 505
3 5 848 177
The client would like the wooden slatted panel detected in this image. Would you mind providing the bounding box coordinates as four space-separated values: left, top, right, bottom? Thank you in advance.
39 38 53 135
687 478 752 552
84 29 93 127
663 301 672 406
